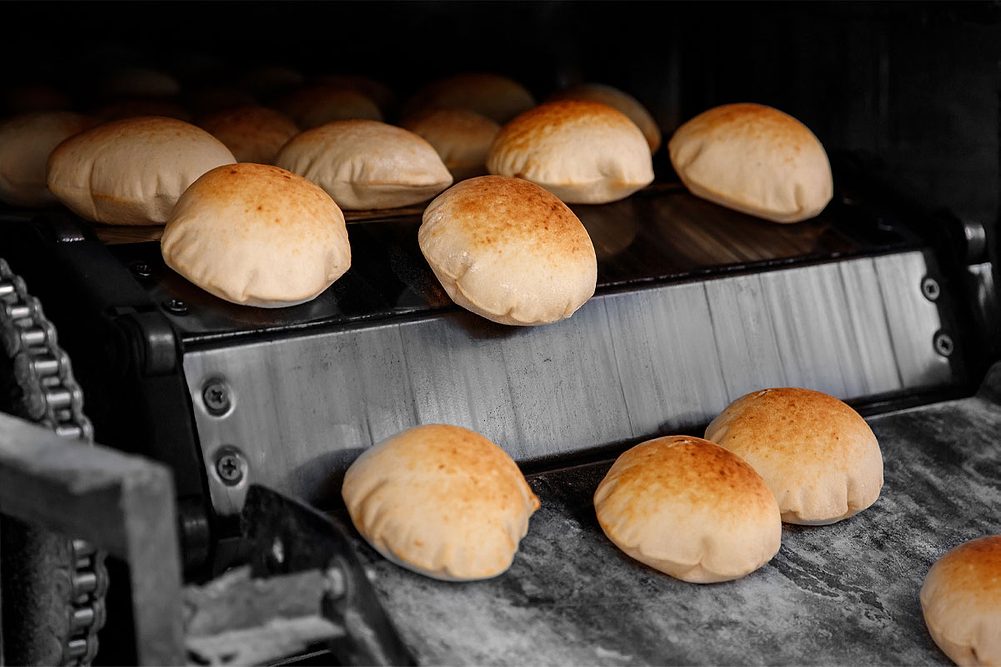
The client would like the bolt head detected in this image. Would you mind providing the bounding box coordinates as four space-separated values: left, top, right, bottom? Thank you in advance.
921 277 941 302
162 298 188 316
130 262 152 280
202 380 231 415
934 332 954 357
215 452 245 485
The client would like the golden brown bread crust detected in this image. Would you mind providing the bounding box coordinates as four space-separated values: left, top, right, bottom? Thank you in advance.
594 436 781 583
402 73 535 123
94 98 192 122
198 106 299 164
0 111 95 207
549 83 662 153
668 103 833 223
486 100 654 204
161 163 350 307
419 175 597 326
341 424 540 581
705 387 883 524
274 119 452 210
921 536 1001 666
314 74 395 112
47 116 236 226
402 108 500 180
276 84 382 129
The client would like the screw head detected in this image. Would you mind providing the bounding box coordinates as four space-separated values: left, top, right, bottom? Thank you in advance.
202 380 231 416
921 276 941 302
162 298 188 316
215 451 245 485
130 262 152 280
934 331 955 357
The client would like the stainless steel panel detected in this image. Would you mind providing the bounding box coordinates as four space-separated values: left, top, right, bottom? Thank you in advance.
705 274 788 400
604 282 729 434
875 252 954 387
184 250 952 515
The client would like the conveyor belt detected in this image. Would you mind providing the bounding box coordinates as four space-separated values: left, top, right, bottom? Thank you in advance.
98 184 919 343
336 363 1001 665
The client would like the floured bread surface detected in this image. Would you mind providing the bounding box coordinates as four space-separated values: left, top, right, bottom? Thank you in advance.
341 424 540 582
594 436 781 583
921 535 1001 667
276 84 382 129
669 103 833 223
161 163 350 307
486 100 654 204
550 83 662 153
419 175 597 326
275 119 452 210
47 116 235 225
198 106 299 164
705 387 883 524
0 111 94 207
403 73 535 124
403 108 500 181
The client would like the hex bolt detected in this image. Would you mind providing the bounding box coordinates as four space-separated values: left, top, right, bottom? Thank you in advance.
215 451 246 486
934 332 954 358
202 380 232 416
921 276 941 302
162 298 189 316
130 261 152 280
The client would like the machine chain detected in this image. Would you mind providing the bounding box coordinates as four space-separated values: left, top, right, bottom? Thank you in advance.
0 258 108 665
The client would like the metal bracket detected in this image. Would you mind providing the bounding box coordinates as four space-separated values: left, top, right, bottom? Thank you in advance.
0 412 183 665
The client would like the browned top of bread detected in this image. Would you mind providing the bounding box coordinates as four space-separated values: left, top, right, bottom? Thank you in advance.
679 103 816 151
598 436 778 518
276 84 381 128
925 536 1001 601
403 73 535 123
706 387 873 462
424 175 591 258
549 83 662 152
341 424 540 581
493 100 638 154
198 106 299 163
705 387 883 524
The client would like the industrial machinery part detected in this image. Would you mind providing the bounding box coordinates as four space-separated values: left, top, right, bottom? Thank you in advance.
0 259 107 665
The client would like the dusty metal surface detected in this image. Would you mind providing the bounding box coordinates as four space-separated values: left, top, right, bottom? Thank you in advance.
184 250 957 516
338 364 1001 666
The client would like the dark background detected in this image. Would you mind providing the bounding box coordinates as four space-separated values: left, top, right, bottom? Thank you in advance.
3 1 1001 230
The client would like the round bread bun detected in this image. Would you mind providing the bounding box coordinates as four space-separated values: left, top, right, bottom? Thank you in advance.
486 100 654 204
594 435 782 583
94 98 192 122
0 112 94 207
239 65 305 99
921 535 1001 666
314 74 395 113
187 86 258 115
549 83 662 153
419 175 597 326
161 163 350 307
47 116 236 226
275 84 382 129
705 387 883 525
100 67 181 98
402 108 501 181
275 119 452 210
3 83 71 115
403 73 535 124
198 106 299 164
341 424 540 582
668 103 833 223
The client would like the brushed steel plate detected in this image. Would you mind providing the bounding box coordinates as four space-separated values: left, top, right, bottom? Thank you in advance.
183 250 956 516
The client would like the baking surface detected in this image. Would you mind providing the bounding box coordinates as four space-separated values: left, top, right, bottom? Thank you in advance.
341 365 1001 665
98 183 916 342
